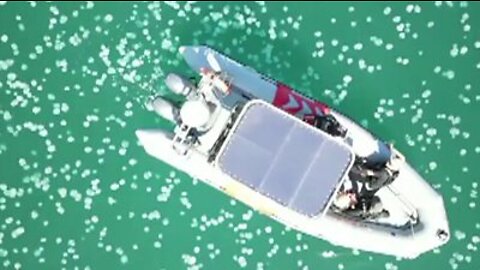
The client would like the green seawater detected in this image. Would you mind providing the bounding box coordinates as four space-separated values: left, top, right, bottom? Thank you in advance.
1 1 479 269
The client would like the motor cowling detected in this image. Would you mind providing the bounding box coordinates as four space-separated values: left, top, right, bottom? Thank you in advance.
165 73 196 96
150 97 179 123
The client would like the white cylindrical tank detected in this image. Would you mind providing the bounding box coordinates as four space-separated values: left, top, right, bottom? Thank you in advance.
180 99 213 131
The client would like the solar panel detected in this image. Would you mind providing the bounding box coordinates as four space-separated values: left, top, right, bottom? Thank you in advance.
216 100 354 217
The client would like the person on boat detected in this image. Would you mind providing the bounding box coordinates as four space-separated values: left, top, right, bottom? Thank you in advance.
304 114 347 137
340 146 405 219
333 189 357 211
332 176 382 218
333 177 359 212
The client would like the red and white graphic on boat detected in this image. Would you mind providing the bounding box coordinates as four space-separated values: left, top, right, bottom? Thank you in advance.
272 83 330 118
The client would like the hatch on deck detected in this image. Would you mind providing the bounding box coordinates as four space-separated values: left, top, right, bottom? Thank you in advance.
215 100 354 217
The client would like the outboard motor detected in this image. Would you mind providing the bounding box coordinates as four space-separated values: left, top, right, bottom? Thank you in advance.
165 73 196 96
150 97 179 123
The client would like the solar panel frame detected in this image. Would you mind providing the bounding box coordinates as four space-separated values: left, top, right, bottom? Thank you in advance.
215 100 354 217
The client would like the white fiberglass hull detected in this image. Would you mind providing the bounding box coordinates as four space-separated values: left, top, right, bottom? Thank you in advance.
136 46 450 258
136 119 448 258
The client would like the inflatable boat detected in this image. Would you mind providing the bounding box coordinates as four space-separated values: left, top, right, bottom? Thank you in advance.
136 46 450 258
